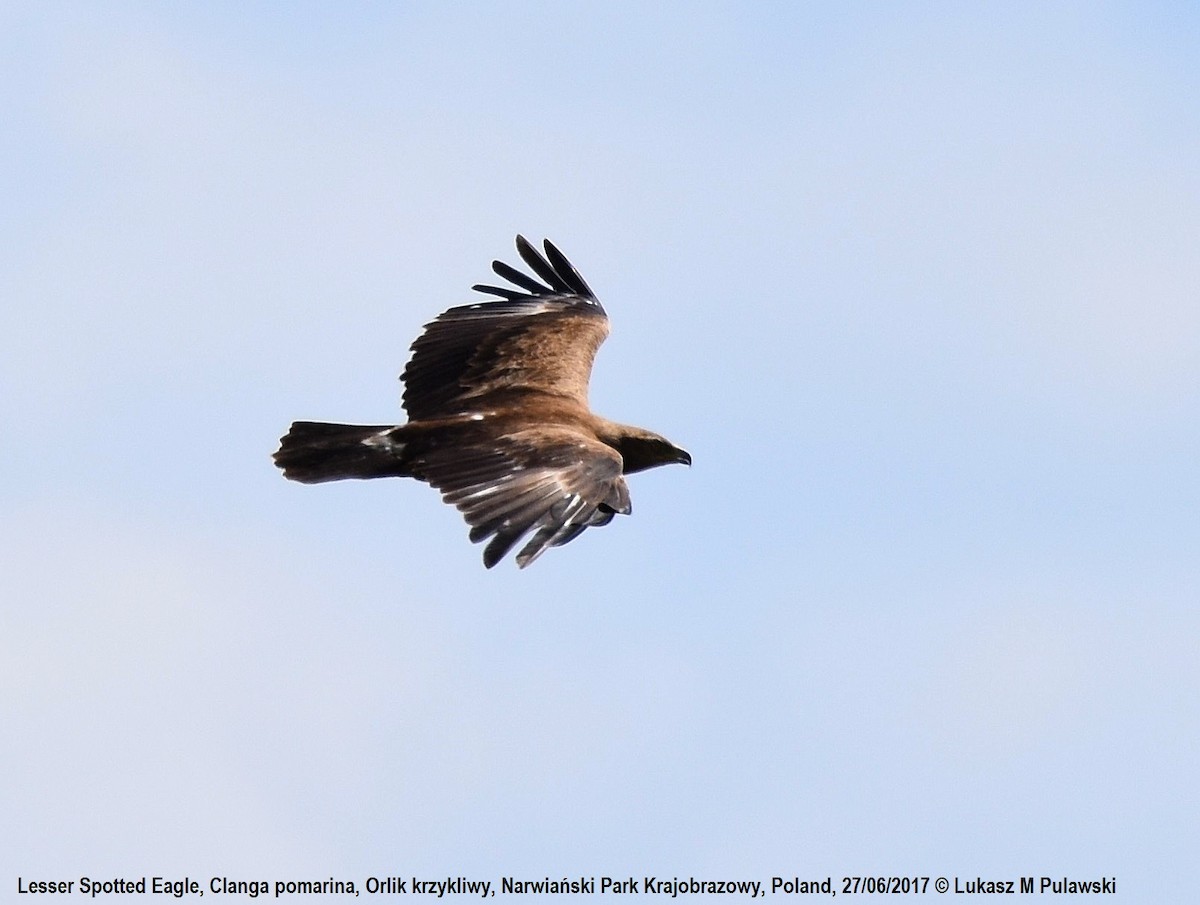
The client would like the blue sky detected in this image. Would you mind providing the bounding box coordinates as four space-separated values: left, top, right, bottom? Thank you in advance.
3 2 1197 899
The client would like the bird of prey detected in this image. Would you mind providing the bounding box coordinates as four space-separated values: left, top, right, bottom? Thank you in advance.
273 236 691 568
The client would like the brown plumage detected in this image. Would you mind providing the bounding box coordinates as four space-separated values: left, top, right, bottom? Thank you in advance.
273 236 691 568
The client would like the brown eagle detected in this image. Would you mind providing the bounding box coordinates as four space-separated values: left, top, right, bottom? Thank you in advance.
274 236 691 568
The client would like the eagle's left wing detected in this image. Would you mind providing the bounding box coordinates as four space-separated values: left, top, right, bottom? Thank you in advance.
401 237 609 420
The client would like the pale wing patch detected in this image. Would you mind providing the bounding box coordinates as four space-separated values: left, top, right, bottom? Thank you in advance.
414 433 629 568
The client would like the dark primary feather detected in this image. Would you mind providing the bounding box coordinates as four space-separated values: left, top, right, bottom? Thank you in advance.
541 238 595 298
471 236 600 304
488 259 545 295
515 234 573 293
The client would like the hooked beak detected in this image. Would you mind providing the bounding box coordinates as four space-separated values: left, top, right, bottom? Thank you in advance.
675 448 692 467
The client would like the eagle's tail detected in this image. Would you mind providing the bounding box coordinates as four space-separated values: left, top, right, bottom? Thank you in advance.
273 421 410 483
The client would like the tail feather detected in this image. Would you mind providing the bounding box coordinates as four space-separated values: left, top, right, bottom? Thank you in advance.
274 421 409 483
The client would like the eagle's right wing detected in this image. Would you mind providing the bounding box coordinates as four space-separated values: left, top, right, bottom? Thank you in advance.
409 426 631 569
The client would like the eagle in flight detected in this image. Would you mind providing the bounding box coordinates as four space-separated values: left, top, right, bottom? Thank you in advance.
273 236 691 568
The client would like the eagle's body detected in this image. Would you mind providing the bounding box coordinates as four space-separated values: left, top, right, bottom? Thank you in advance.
274 236 690 568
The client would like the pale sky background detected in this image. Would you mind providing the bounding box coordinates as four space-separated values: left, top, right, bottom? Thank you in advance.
3 2 1198 900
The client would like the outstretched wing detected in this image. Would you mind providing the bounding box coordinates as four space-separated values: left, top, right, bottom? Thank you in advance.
401 236 609 420
410 427 632 569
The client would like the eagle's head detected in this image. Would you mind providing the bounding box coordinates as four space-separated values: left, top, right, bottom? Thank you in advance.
609 427 691 475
